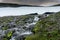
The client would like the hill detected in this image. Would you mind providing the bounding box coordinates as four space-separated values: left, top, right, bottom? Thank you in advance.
25 12 60 40
0 12 59 40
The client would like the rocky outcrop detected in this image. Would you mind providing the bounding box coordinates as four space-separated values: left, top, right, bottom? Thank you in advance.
0 12 55 40
0 13 40 40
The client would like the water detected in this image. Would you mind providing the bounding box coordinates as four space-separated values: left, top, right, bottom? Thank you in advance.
20 31 32 35
10 15 39 40
0 6 60 17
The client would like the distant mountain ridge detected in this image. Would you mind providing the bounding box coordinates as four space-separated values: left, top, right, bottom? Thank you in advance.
0 3 41 7
51 4 60 6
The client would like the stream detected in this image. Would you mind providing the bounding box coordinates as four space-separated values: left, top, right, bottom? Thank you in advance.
0 15 39 40
10 15 39 40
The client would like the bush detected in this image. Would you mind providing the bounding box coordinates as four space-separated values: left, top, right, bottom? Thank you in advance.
25 12 60 40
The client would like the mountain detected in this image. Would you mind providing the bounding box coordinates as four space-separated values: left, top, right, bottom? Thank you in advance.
0 3 41 7
51 4 60 6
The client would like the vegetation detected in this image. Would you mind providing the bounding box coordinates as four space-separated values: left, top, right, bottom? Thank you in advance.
0 14 36 40
1 12 60 40
3 31 13 40
0 15 34 25
25 12 60 40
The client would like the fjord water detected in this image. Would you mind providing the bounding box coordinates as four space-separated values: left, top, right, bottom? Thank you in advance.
0 6 60 17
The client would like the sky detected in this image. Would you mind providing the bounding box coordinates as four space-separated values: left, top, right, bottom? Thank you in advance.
0 7 60 17
0 0 60 6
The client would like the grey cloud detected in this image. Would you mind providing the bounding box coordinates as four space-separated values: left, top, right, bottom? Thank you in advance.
0 0 60 6
16 0 60 5
16 0 60 2
2 0 58 2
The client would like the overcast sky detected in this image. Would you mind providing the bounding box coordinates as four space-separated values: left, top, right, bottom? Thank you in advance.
0 0 60 6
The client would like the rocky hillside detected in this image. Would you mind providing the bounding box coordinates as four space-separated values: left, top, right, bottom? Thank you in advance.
0 12 59 40
0 13 40 40
25 12 60 40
